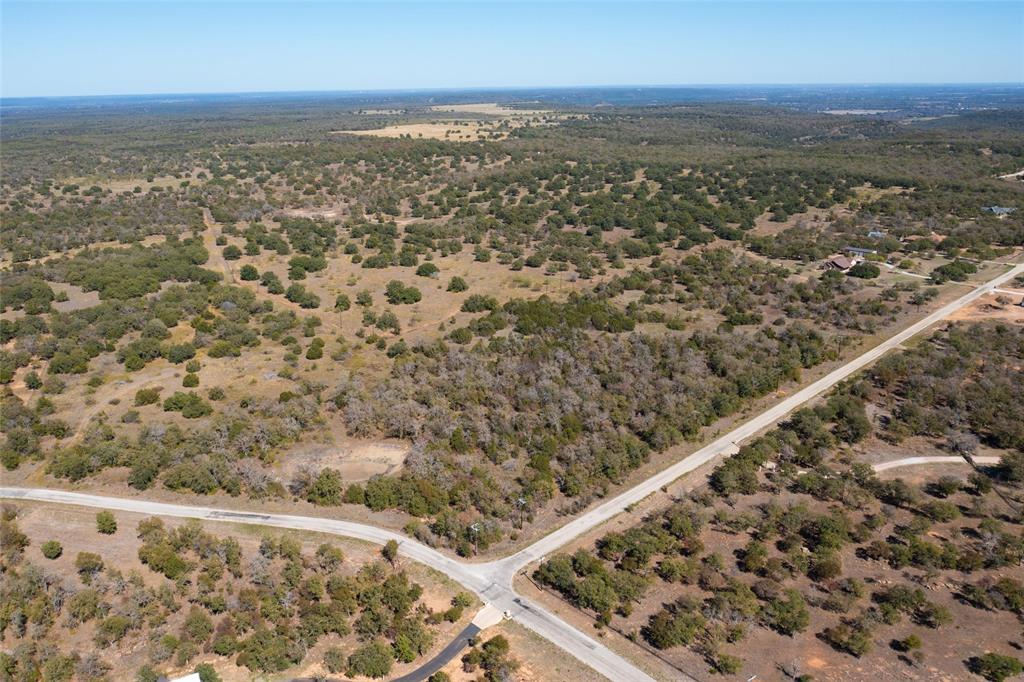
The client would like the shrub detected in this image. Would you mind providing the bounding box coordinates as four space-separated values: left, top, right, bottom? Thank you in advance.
163 343 197 364
75 551 104 583
969 653 1024 682
96 511 117 534
334 294 351 311
41 540 62 559
222 245 242 260
162 392 213 418
760 589 810 636
447 276 468 292
182 373 200 387
822 623 872 657
324 647 346 674
385 281 422 305
461 294 499 313
239 265 259 281
95 615 132 647
416 262 439 277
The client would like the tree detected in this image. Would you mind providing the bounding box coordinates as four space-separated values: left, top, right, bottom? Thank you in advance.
239 265 259 281
305 468 343 506
969 653 1024 682
347 640 394 679
195 664 222 682
24 371 42 390
382 539 399 566
822 623 872 657
385 281 422 305
760 589 810 636
316 543 344 571
184 607 214 643
96 511 117 534
463 635 519 681
222 245 242 260
847 262 880 279
335 293 351 311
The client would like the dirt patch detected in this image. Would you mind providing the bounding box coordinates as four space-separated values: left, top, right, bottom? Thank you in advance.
333 121 512 141
278 437 408 482
947 292 1024 323
49 282 101 311
428 102 551 117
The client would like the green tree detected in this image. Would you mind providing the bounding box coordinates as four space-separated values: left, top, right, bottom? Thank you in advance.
847 262 880 279
306 468 344 506
385 281 422 305
195 664 222 682
347 640 394 679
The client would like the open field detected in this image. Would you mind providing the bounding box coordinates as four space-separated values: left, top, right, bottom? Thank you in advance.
3 88 1024 680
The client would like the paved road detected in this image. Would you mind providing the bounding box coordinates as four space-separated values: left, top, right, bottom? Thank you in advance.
4 261 1021 682
873 455 1000 472
391 622 480 682
0 487 646 682
491 261 1024 572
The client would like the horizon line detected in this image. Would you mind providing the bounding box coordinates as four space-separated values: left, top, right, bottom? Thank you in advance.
3 81 1023 103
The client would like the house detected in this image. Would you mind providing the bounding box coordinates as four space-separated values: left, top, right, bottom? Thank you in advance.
844 246 878 257
867 230 886 239
983 206 1017 215
824 255 854 271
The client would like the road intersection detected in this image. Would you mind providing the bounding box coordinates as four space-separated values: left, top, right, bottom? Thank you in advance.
4 260 1022 682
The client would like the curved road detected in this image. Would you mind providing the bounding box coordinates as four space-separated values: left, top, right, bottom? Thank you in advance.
390 622 480 682
3 261 1022 682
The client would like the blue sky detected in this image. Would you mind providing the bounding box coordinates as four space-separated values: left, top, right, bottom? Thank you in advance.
2 1 1022 98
